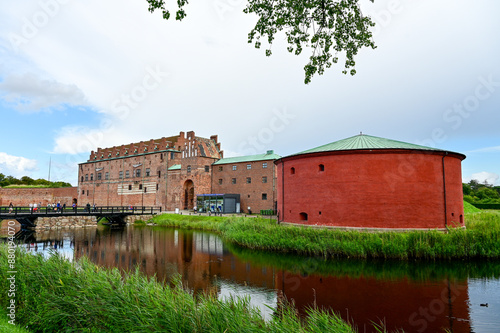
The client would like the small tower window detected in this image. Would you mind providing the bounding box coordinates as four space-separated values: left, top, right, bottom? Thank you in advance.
319 164 325 172
290 167 295 175
299 212 308 221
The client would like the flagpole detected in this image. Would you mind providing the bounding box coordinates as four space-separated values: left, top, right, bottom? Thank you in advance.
48 157 51 182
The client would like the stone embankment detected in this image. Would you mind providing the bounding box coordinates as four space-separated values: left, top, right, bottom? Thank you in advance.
34 215 156 230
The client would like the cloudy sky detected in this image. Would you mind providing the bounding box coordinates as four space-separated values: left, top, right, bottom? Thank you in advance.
0 0 499 186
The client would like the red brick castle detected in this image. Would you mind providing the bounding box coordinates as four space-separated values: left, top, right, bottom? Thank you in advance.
78 131 279 213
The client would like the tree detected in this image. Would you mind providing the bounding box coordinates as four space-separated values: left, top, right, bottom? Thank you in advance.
462 183 471 196
468 179 482 192
21 176 35 185
146 0 376 84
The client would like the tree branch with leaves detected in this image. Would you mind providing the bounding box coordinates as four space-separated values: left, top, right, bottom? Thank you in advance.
146 0 376 84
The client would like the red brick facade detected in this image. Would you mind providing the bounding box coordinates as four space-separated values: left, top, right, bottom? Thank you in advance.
211 154 279 213
0 187 77 207
78 131 222 211
276 149 465 229
77 131 281 213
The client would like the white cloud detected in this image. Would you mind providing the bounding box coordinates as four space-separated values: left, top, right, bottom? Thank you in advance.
0 72 87 112
52 124 135 156
466 146 500 154
0 152 38 177
464 172 500 186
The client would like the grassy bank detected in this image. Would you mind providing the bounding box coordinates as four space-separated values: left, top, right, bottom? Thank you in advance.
464 200 481 213
0 246 354 333
152 210 500 260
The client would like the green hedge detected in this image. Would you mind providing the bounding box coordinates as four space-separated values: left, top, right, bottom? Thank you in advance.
472 203 500 210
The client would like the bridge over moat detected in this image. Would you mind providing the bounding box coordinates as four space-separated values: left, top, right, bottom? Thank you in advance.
0 206 162 230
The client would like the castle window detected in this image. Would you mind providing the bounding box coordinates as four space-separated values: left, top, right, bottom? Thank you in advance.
82 190 84 195
144 187 147 193
187 165 192 173
299 212 308 221
262 193 267 200
205 165 210 172
232 165 237 171
81 176 84 182
247 164 252 170
119 171 123 179
97 173 102 180
291 167 295 175
85 174 88 181
125 170 130 178
105 172 109 180
218 166 223 172
128 185 132 190
156 184 159 191
146 168 150 177
158 171 161 178
218 179 223 185
262 176 267 183
87 190 89 196
135 169 141 178
90 174 94 181
232 178 236 184
262 162 268 168
319 164 325 172
139 184 143 190
246 177 252 184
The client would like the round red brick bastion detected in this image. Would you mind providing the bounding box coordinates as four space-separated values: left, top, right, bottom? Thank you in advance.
275 134 466 230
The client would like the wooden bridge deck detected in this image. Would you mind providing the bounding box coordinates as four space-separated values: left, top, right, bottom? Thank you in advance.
0 206 162 219
0 206 162 230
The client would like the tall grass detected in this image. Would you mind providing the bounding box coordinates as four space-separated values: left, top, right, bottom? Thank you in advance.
0 245 355 333
152 210 500 260
0 309 30 333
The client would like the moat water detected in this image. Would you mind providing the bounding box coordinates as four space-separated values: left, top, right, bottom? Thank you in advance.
20 226 500 333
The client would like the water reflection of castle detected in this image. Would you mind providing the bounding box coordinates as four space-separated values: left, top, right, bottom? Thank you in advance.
72 228 276 295
51 228 471 333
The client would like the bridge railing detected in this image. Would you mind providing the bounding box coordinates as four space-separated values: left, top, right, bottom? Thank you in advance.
0 206 162 217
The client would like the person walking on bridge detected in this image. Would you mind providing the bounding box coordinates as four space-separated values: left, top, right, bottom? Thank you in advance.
8 202 13 214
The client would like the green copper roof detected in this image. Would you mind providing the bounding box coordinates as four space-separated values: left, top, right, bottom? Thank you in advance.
168 164 181 170
213 151 281 165
296 134 458 155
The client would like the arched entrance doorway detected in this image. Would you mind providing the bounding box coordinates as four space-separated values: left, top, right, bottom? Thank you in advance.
183 180 194 210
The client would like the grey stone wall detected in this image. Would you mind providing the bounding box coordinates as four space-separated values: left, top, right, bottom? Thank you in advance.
35 216 97 230
34 214 156 230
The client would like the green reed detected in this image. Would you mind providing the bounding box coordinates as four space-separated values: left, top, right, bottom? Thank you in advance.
0 245 355 333
152 210 500 260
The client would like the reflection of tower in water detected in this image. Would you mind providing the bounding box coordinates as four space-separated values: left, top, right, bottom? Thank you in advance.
275 271 471 333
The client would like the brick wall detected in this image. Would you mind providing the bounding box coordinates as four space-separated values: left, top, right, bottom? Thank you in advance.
78 131 221 210
277 150 465 229
211 160 277 213
0 187 78 207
